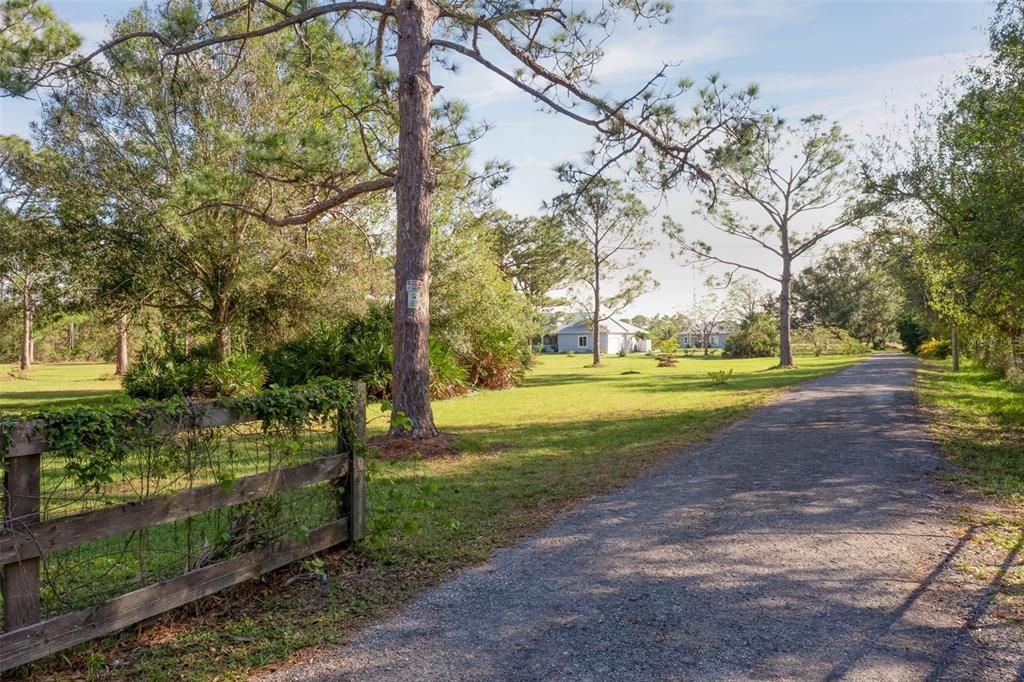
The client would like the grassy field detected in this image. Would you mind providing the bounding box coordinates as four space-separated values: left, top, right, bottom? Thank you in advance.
12 353 867 680
916 359 1024 499
0 362 123 412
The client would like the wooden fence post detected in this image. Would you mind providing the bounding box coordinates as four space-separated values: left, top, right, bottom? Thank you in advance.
3 451 41 629
337 382 367 543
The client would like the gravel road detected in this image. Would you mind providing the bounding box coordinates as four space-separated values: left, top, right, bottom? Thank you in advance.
261 354 1024 681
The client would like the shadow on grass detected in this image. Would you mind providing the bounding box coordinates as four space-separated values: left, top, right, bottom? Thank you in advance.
918 362 1024 497
1 389 127 413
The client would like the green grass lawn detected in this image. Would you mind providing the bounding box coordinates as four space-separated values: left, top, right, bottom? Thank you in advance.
0 362 123 413
916 358 1024 499
16 352 866 680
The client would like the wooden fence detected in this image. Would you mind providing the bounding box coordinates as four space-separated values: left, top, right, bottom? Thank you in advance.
0 382 366 672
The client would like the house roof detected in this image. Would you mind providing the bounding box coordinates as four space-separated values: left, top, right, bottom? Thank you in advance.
555 318 648 335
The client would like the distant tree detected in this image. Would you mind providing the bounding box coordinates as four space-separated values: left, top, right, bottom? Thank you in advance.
489 210 584 307
0 136 67 370
689 294 728 356
722 275 769 322
550 178 654 366
793 242 902 348
648 314 690 344
666 115 876 367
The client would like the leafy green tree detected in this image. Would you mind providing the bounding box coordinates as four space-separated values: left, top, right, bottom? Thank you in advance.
0 0 79 96
666 115 877 367
39 10 390 363
3 0 758 437
793 241 902 348
688 293 729 357
431 219 534 389
550 178 655 366
488 210 585 308
0 136 68 370
641 313 690 344
871 2 1024 373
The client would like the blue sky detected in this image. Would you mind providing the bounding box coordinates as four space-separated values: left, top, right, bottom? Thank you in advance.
0 0 992 315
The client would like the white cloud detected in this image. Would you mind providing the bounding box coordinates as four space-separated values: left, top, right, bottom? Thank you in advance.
592 31 737 82
764 51 982 137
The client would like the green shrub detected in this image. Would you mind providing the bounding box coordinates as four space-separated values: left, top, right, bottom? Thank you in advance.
898 318 931 354
655 338 680 355
918 338 952 359
792 325 868 356
724 314 778 358
462 326 528 391
123 346 269 400
264 304 468 399
430 338 469 398
206 355 267 397
122 348 209 400
708 369 734 385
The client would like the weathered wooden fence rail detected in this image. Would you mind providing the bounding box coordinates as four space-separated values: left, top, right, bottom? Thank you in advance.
0 382 366 672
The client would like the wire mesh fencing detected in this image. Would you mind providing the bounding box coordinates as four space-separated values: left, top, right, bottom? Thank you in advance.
0 379 366 671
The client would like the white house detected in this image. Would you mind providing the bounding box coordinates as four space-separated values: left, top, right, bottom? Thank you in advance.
679 326 732 350
551 319 652 354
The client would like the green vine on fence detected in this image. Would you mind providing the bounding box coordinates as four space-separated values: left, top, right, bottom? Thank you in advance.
0 378 355 490
230 377 353 433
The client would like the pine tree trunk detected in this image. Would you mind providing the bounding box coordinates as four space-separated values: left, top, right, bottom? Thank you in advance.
20 288 32 372
592 262 601 366
779 259 794 368
115 316 130 376
389 0 439 438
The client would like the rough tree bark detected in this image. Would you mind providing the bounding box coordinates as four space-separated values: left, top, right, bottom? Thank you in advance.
779 255 794 368
591 257 601 367
20 286 32 371
211 298 232 362
115 315 130 376
389 0 439 438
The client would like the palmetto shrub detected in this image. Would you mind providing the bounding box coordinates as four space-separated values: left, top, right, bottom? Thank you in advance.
264 304 467 399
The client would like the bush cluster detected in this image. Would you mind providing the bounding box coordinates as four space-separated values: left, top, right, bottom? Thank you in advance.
792 325 869 356
898 318 931 355
123 345 266 400
263 304 469 400
918 338 953 360
724 314 778 358
124 302 530 401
